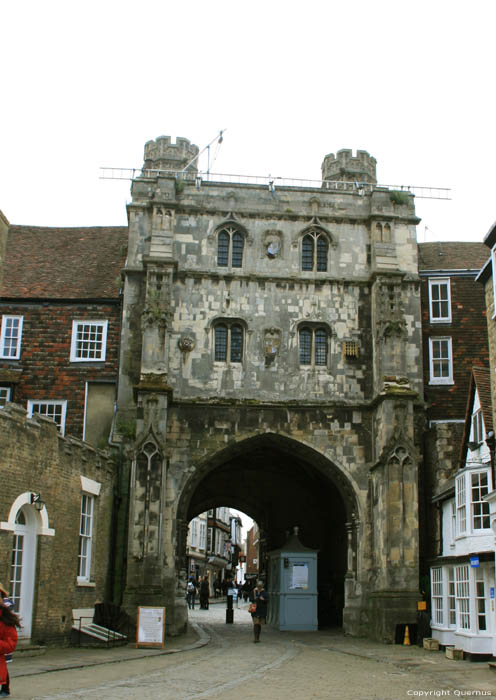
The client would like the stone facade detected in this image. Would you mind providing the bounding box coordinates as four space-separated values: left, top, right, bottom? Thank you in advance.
0 403 115 643
115 137 424 641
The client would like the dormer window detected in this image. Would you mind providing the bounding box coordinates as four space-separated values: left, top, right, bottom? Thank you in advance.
217 225 244 268
472 410 484 446
301 229 328 271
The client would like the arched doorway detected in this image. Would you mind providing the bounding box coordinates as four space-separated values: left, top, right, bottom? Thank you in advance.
1 493 55 639
177 433 360 629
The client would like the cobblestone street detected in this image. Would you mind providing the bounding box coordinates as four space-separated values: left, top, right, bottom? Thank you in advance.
9 602 496 700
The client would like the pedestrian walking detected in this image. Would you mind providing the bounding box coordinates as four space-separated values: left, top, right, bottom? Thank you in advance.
0 591 20 697
0 587 14 666
199 576 209 609
186 577 197 609
249 580 268 643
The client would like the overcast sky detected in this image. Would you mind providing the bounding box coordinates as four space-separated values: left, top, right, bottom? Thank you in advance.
2 1 495 244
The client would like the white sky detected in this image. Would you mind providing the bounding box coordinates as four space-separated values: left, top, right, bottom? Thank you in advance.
2 1 495 244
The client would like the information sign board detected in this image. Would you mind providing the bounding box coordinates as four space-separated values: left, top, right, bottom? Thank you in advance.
136 606 166 648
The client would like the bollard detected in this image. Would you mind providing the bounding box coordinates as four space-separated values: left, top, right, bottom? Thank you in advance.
226 594 233 624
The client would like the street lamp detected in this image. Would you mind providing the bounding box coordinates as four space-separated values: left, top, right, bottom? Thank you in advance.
30 493 45 511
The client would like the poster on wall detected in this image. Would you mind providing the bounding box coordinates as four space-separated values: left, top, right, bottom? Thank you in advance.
136 606 166 648
290 562 309 590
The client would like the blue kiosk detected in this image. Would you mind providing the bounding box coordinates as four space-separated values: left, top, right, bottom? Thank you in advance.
267 527 318 631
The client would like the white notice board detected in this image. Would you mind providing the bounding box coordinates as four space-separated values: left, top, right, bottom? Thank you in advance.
136 606 166 648
290 562 309 590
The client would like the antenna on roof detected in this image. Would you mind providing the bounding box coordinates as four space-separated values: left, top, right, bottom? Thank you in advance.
180 129 226 176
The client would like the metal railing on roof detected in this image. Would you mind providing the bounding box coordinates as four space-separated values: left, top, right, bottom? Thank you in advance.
100 167 451 200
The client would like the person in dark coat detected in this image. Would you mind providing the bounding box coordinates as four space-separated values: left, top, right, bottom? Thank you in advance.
0 595 20 697
249 579 268 643
199 576 209 609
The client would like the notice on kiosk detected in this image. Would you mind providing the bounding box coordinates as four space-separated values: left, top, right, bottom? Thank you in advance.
290 562 309 590
136 606 166 648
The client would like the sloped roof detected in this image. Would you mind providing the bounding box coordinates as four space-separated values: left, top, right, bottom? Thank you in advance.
418 242 488 272
459 366 493 468
2 225 128 299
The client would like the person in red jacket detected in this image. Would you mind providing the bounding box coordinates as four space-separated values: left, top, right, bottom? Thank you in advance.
0 598 20 698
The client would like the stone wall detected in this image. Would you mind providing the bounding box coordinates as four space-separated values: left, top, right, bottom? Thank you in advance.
0 403 116 643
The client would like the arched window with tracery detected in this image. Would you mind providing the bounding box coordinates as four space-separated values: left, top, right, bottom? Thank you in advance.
214 321 243 363
301 229 328 271
217 225 245 268
299 326 328 366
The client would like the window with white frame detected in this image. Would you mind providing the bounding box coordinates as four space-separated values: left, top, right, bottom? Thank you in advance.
0 315 23 359
78 494 94 581
71 320 108 362
431 567 443 625
472 409 484 445
0 386 11 407
456 565 470 630
456 474 467 535
456 468 491 535
471 471 490 529
28 400 67 435
429 337 453 384
475 569 487 631
428 279 451 323
448 567 456 626
190 518 198 547
199 521 206 550
450 501 456 546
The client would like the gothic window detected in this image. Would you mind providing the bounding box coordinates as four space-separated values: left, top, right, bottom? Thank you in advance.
214 322 243 363
301 229 328 271
217 225 244 268
299 326 328 366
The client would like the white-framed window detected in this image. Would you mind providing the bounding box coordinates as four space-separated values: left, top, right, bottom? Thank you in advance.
190 518 198 547
199 521 206 550
27 400 67 435
70 320 108 362
455 565 470 630
0 386 12 407
450 501 456 546
0 315 23 359
475 569 487 631
429 337 453 384
428 278 451 323
78 493 94 581
472 410 484 445
456 468 491 535
456 473 467 535
431 567 444 625
447 567 456 626
471 471 490 529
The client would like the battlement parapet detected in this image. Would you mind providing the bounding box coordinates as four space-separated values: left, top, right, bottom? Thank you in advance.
322 149 377 184
144 135 199 174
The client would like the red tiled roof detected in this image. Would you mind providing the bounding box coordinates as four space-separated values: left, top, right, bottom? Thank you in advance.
2 225 128 299
418 242 488 271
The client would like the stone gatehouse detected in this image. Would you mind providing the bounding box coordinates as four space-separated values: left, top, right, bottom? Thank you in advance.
114 136 424 642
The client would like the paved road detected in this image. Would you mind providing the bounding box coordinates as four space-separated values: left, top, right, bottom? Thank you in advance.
10 602 496 700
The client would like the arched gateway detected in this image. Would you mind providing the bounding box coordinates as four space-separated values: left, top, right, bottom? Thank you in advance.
116 136 423 642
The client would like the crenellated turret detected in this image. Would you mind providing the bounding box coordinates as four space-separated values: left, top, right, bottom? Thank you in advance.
143 135 199 173
321 149 377 184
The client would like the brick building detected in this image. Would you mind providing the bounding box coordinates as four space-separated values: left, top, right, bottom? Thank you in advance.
0 402 115 643
0 225 127 444
418 242 489 576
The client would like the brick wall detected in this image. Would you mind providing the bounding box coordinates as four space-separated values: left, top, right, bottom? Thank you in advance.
0 403 116 643
421 275 489 421
0 301 121 438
